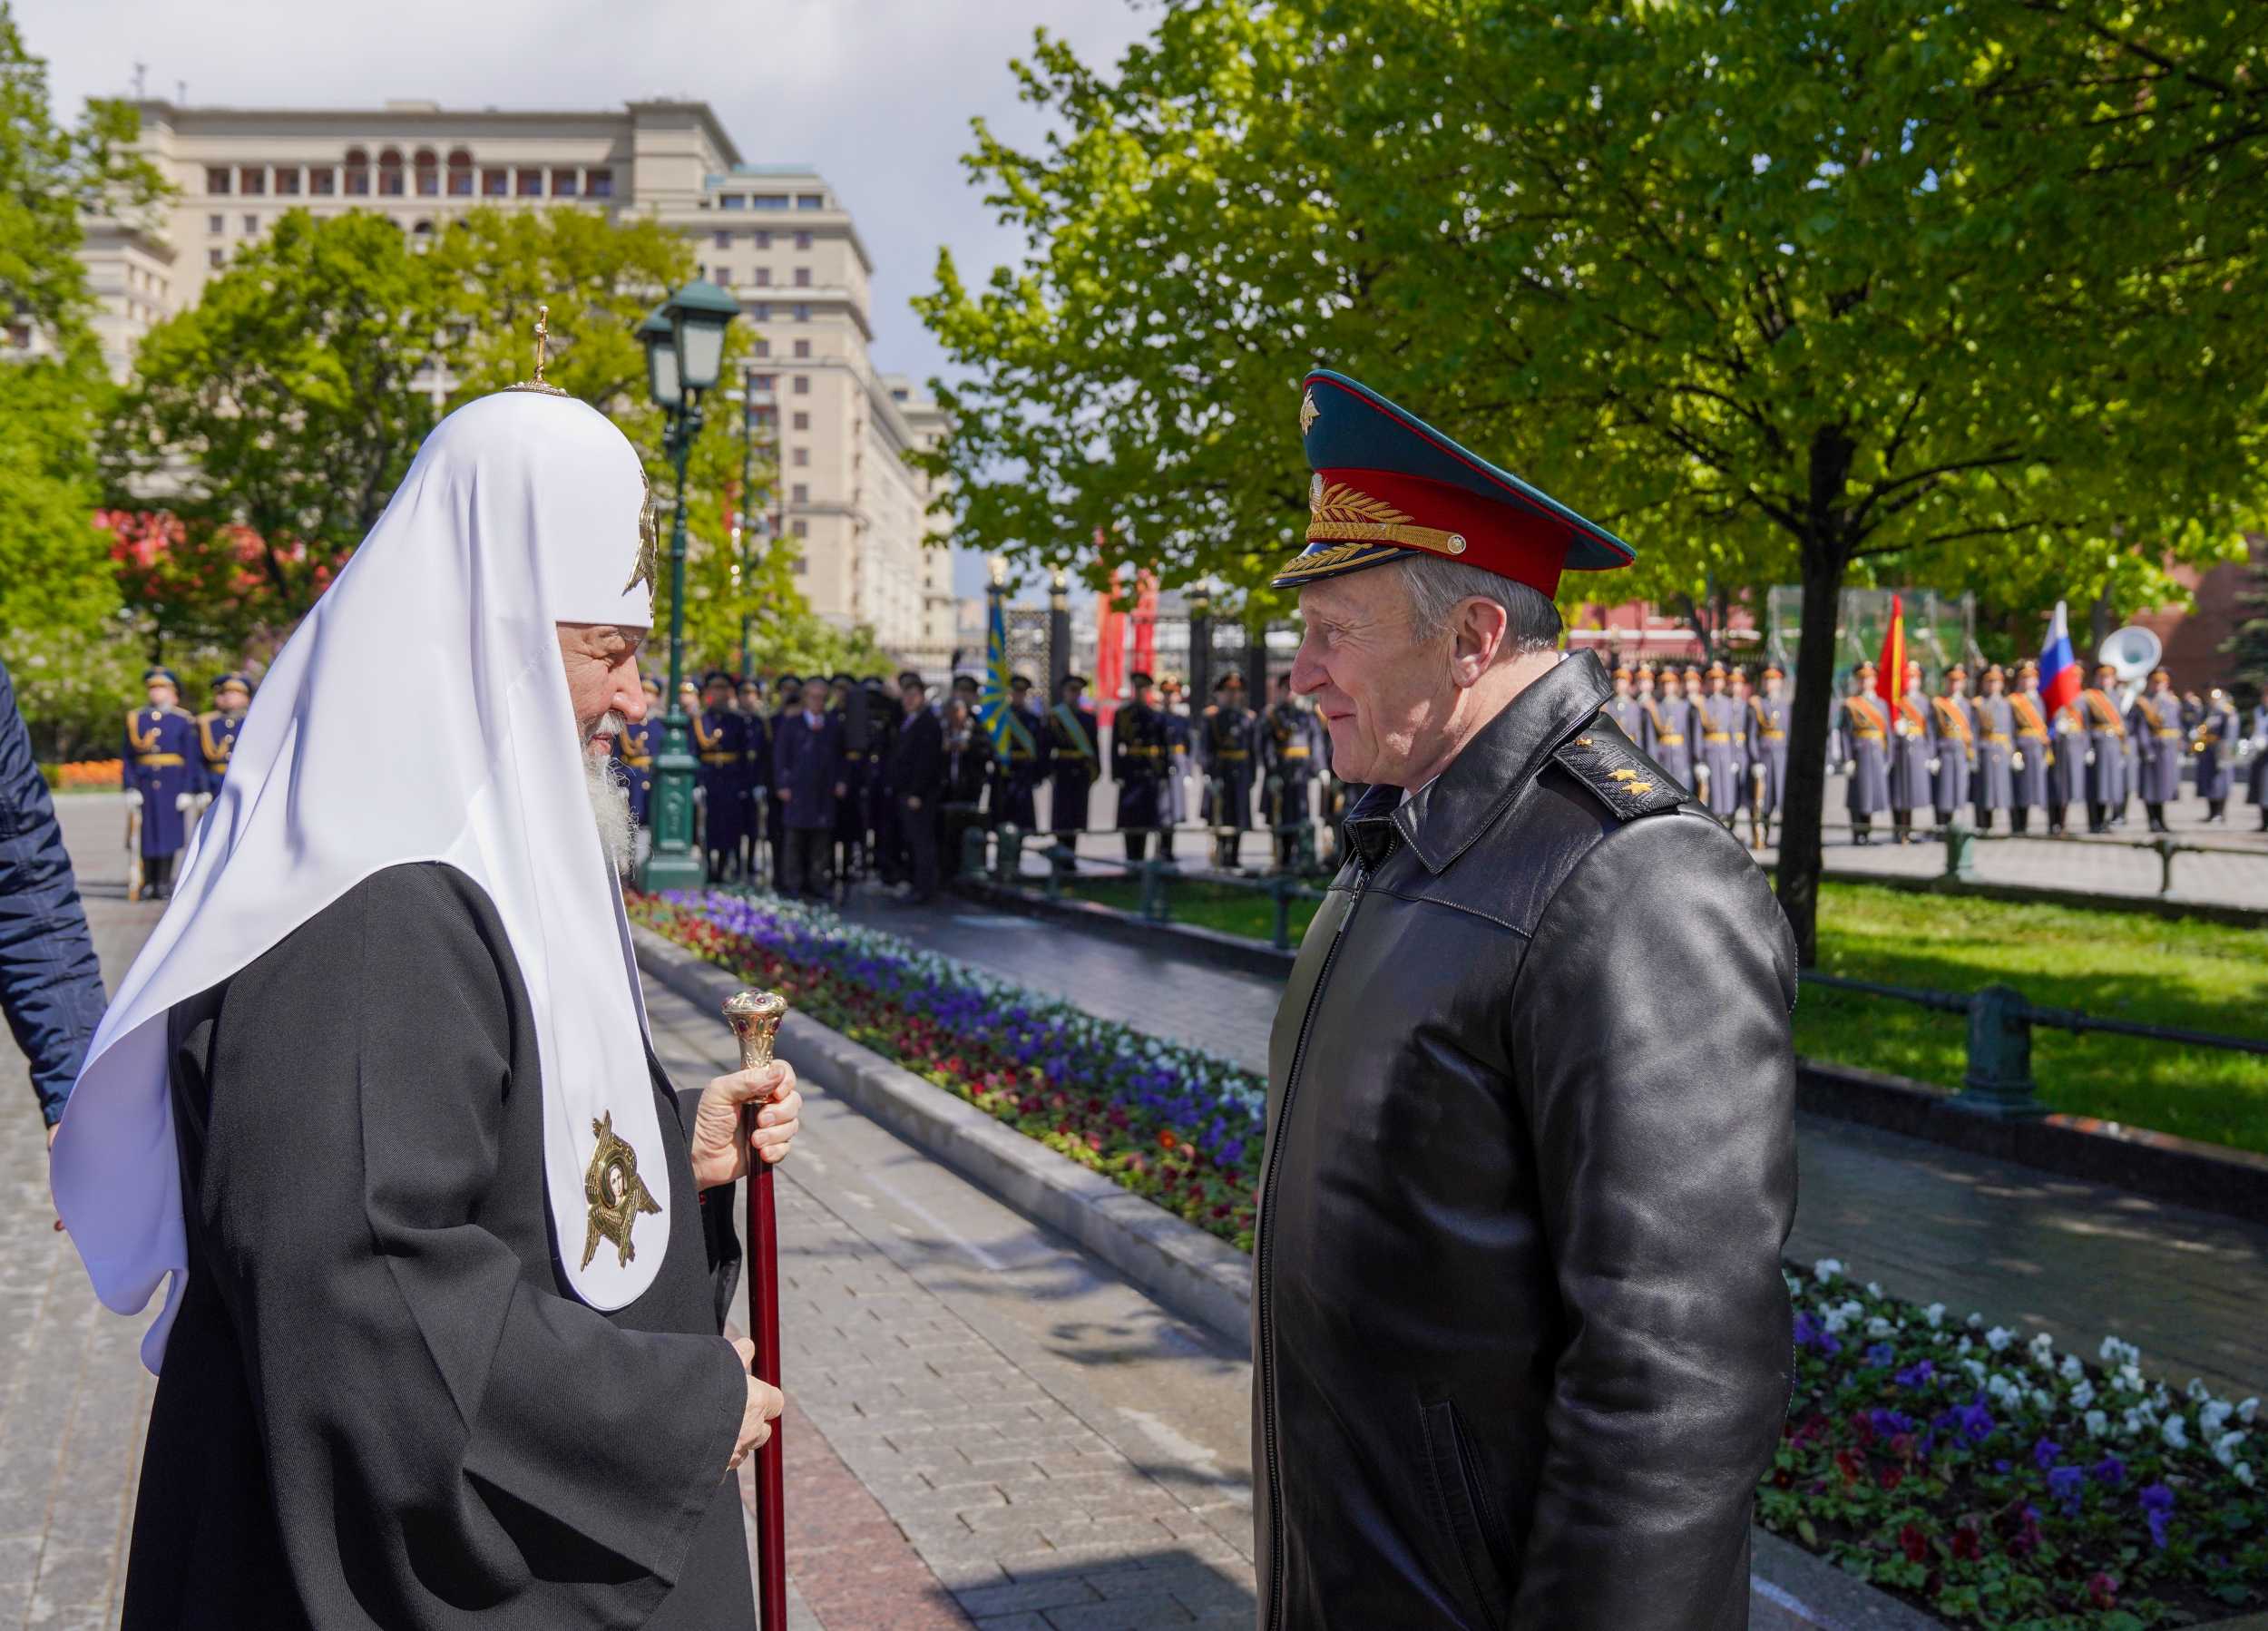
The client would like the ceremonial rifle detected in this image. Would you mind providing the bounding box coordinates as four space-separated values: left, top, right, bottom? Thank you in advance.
722 990 789 1631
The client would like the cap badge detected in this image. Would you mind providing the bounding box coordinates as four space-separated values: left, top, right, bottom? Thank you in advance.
1300 387 1320 435
625 471 660 597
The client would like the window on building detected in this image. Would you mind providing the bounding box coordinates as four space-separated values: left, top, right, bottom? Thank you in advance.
793 267 811 288
793 230 812 250
792 376 809 395
792 519 808 538
792 555 807 575
515 168 542 198
797 193 825 210
792 304 810 322
207 213 223 234
792 412 809 431
208 247 223 268
242 213 259 235
792 447 809 467
551 168 577 198
751 374 777 390
446 148 474 196
239 166 265 195
586 168 613 198
720 194 746 210
414 148 438 196
714 267 731 286
482 168 507 197
377 149 404 196
344 148 370 196
792 339 811 359
752 337 770 358
712 230 730 249
275 167 301 195
748 303 770 321
752 268 770 288
750 193 787 210
791 483 809 503
753 230 771 249
309 166 335 195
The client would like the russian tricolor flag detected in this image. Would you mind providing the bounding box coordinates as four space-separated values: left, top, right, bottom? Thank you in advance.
2039 601 2082 715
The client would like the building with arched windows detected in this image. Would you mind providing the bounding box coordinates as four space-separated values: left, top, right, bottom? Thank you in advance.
78 95 956 666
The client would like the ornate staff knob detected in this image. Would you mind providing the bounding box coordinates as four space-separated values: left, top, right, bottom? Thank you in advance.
722 989 789 1072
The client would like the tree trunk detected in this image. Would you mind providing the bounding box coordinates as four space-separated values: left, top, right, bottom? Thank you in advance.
1774 542 1848 966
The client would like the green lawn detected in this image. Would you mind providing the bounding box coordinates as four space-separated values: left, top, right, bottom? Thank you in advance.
1052 873 2268 1155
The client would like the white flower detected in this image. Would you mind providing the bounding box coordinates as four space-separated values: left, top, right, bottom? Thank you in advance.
2116 1364 2146 1395
2084 1410 2109 1438
2069 1380 2096 1411
2031 1389 2055 1414
2099 1335 2142 1369
1967 1313 1985 1331
2240 1398 2260 1425
2162 1414 2190 1450
1961 1358 1989 1385
2028 1332 2057 1369
2188 1377 2214 1403
1957 1336 1974 1356
1988 1375 2022 1408
2059 1354 2085 1382
2238 1463 2256 1489
1866 1316 1896 1340
1784 1272 1804 1299
2201 1400 2234 1436
1985 1326 2014 1354
1922 1304 1947 1330
1813 1258 1843 1284
2213 1431 2247 1468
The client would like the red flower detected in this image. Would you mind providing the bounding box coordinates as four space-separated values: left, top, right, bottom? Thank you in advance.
1833 1448 1865 1484
1849 1411 1877 1450
1158 1130 1178 1150
1897 1523 1929 1565
1879 1465 1903 1493
1949 1523 1982 1561
2086 1572 2117 1610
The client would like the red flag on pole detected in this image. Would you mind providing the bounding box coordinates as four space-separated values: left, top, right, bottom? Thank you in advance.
1094 568 1125 727
1875 593 1906 710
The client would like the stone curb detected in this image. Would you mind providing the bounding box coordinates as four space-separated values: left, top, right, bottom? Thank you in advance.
632 921 1971 1630
631 923 1256 1353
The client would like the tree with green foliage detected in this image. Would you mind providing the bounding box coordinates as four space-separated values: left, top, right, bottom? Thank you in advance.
917 0 2267 962
0 1 165 645
2225 540 2268 709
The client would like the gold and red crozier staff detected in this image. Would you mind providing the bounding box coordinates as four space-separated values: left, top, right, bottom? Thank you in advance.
722 990 790 1631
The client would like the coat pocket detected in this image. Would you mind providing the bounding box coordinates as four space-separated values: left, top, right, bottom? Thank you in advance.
1419 1398 1513 1630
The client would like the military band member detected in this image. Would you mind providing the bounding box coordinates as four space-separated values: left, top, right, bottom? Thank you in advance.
616 674 662 826
1642 664 1693 792
1112 671 1170 862
2128 668 2185 833
2248 698 2268 831
195 672 251 801
1839 664 1891 844
1745 665 1790 850
2193 687 2237 824
1694 663 1745 828
690 670 746 882
1261 672 1322 870
1048 674 1100 851
997 673 1047 830
1200 671 1257 869
2080 664 2128 834
2006 661 2050 835
124 667 200 899
1969 665 2014 831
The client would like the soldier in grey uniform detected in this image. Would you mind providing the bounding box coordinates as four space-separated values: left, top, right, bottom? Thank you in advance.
2127 667 2185 833
2007 659 2052 835
1643 664 1694 793
2247 698 2268 831
1629 664 1658 755
1930 665 1975 827
1602 664 1646 744
1745 664 1790 851
1889 659 1933 843
2048 690 2088 835
2080 664 2128 834
2193 687 2237 824
1838 663 1891 845
1694 663 1745 829
1969 664 2015 830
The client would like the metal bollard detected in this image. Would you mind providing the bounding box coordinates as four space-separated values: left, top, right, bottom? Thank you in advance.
1941 818 1978 884
1042 841 1073 902
1957 983 2043 1118
1267 873 1296 951
959 825 988 881
2155 836 2178 898
1137 856 1177 923
995 824 1024 885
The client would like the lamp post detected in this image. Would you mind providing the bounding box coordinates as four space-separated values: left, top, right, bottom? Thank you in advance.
634 278 740 894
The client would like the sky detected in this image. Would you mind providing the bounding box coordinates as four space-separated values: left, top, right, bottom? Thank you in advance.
23 0 1160 599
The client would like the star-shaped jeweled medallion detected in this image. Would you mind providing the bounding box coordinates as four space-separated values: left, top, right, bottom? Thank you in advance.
581 1110 660 1270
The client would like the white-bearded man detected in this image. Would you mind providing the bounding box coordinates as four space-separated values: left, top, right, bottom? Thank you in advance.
54 383 803 1627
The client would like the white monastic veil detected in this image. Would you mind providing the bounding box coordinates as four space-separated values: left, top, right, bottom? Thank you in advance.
54 390 672 1370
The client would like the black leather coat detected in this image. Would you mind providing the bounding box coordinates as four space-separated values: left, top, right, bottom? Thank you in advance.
1253 653 1797 1630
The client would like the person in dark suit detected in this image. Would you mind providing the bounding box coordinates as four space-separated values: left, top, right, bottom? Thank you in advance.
999 674 1048 830
889 672 945 903
1112 671 1169 862
828 674 868 882
940 698 996 877
771 677 846 901
864 676 903 886
1047 674 1099 852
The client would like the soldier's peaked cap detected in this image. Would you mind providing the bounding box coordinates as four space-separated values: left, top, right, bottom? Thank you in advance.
1273 368 1635 596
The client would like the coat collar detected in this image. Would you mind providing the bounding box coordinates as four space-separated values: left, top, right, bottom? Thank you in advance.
1345 653 1612 874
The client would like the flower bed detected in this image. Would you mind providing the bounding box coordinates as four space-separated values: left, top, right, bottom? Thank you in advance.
634 889 2263 1627
43 758 123 792
630 890 1263 1248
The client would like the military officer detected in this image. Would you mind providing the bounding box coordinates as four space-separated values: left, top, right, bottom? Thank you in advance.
616 674 662 826
1745 664 1791 851
2193 687 2238 824
1694 662 1745 829
2128 668 2185 833
2079 664 2128 834
1112 671 1170 862
2006 661 2051 833
1260 672 1323 870
689 669 747 882
1838 663 1891 845
123 667 200 899
1969 665 2014 831
1200 671 1258 869
995 674 1047 831
195 672 252 803
1642 663 1693 792
1047 674 1100 854
1602 665 1645 745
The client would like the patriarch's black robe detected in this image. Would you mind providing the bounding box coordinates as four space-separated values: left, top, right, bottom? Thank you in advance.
124 862 755 1629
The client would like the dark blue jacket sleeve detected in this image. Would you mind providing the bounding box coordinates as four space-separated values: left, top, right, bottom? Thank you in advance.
0 658 110 1124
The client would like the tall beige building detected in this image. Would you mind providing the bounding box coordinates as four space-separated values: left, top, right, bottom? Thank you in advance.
81 97 952 662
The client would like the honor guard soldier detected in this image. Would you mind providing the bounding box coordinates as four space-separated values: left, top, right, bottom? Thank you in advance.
1602 664 1644 743
1200 671 1257 869
999 674 1048 830
1629 663 1659 754
1838 663 1892 844
196 672 252 804
1158 676 1194 827
690 669 747 882
2128 668 2185 832
2194 687 2237 824
1888 659 1932 842
730 678 765 882
2247 697 2268 831
758 675 795 884
1111 671 1170 862
1746 665 1791 850
1694 662 1745 829
2005 661 2050 834
1930 665 1975 828
615 675 661 826
2047 685 2087 835
124 667 200 899
1641 664 1693 791
1260 671 1323 870
2079 664 2128 833
1047 674 1100 852
1970 665 2015 830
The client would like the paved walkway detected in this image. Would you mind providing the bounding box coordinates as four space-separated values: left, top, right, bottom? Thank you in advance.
840 894 2268 1401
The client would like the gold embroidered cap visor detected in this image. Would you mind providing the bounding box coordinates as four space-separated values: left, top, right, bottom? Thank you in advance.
1274 368 1635 596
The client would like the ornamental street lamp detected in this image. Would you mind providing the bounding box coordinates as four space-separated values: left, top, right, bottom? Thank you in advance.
634 278 741 894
